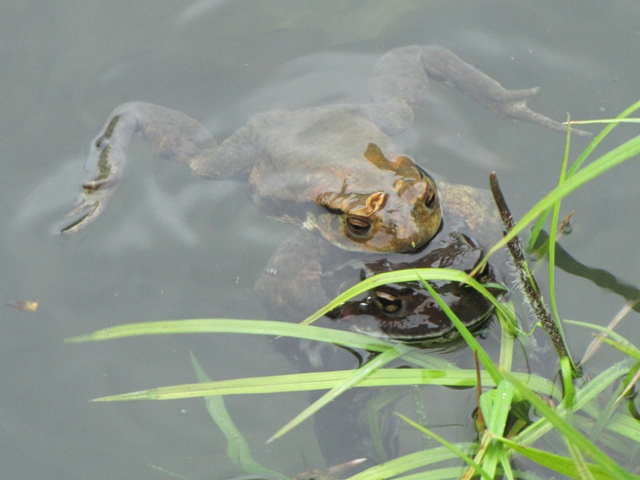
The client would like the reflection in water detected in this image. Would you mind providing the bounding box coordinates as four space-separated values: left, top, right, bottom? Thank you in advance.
537 230 640 311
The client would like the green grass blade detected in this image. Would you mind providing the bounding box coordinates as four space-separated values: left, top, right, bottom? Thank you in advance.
497 301 517 372
485 380 516 437
301 267 506 326
484 132 640 266
567 99 640 178
478 380 517 477
528 100 640 251
502 370 637 480
564 319 640 360
546 124 575 375
511 358 634 448
347 444 476 480
603 413 640 443
92 369 557 402
189 352 287 480
421 280 502 384
496 437 639 480
266 344 410 442
66 318 396 352
566 440 595 480
395 413 492 480
569 118 640 125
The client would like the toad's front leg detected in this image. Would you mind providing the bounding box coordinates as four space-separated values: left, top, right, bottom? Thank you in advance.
255 229 332 321
62 102 257 234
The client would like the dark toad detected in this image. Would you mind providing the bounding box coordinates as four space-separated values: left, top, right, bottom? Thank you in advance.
61 46 587 253
256 228 504 345
256 176 510 344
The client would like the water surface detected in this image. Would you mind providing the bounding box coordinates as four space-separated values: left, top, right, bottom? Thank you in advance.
2 1 639 478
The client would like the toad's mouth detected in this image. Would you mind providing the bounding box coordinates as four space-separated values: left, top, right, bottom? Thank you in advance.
350 307 495 346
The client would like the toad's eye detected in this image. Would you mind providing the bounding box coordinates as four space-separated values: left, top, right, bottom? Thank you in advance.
416 167 438 210
475 262 493 283
372 290 402 314
424 182 437 209
346 216 372 239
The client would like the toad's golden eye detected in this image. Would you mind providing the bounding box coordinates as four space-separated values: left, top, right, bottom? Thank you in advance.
346 216 372 239
372 290 402 314
424 181 437 209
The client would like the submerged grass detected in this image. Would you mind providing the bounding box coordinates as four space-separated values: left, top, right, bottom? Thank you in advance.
67 103 640 479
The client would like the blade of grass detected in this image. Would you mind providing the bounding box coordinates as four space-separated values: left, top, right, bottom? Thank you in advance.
495 437 639 480
502 370 637 480
567 440 595 480
66 319 395 352
574 301 638 366
565 319 640 360
421 280 502 384
347 444 476 480
483 132 640 270
545 122 575 377
511 358 635 449
189 352 287 480
363 388 407 462
266 344 410 442
567 99 640 178
528 100 640 251
395 413 492 480
568 118 640 125
497 301 517 372
599 413 640 443
477 380 517 478
585 375 627 444
92 368 557 402
301 267 507 326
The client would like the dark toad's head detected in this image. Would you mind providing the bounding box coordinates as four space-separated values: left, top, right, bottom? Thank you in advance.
330 232 503 345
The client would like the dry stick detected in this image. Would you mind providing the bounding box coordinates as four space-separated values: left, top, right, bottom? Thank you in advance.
474 351 486 433
489 172 578 376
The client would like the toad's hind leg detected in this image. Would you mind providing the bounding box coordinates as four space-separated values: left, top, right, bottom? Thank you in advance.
62 101 257 234
366 45 590 137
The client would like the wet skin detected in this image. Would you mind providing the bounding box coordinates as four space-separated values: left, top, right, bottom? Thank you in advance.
257 228 504 345
257 175 508 344
62 45 587 253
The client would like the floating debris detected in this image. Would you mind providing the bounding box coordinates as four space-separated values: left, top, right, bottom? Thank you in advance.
7 300 39 312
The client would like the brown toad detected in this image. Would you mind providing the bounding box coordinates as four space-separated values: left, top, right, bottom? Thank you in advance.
62 46 586 253
257 179 507 344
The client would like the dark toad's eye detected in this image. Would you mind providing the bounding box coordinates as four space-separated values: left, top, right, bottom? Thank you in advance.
346 216 372 239
372 290 402 314
475 262 493 283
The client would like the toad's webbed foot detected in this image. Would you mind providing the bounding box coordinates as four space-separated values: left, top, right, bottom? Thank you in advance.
61 187 112 234
61 111 135 234
463 84 592 137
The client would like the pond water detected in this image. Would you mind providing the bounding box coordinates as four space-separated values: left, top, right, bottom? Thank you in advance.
2 0 640 478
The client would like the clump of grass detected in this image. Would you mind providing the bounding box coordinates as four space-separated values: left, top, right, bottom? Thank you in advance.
67 100 640 479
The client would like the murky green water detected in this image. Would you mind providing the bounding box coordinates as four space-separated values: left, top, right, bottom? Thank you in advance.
2 1 639 478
